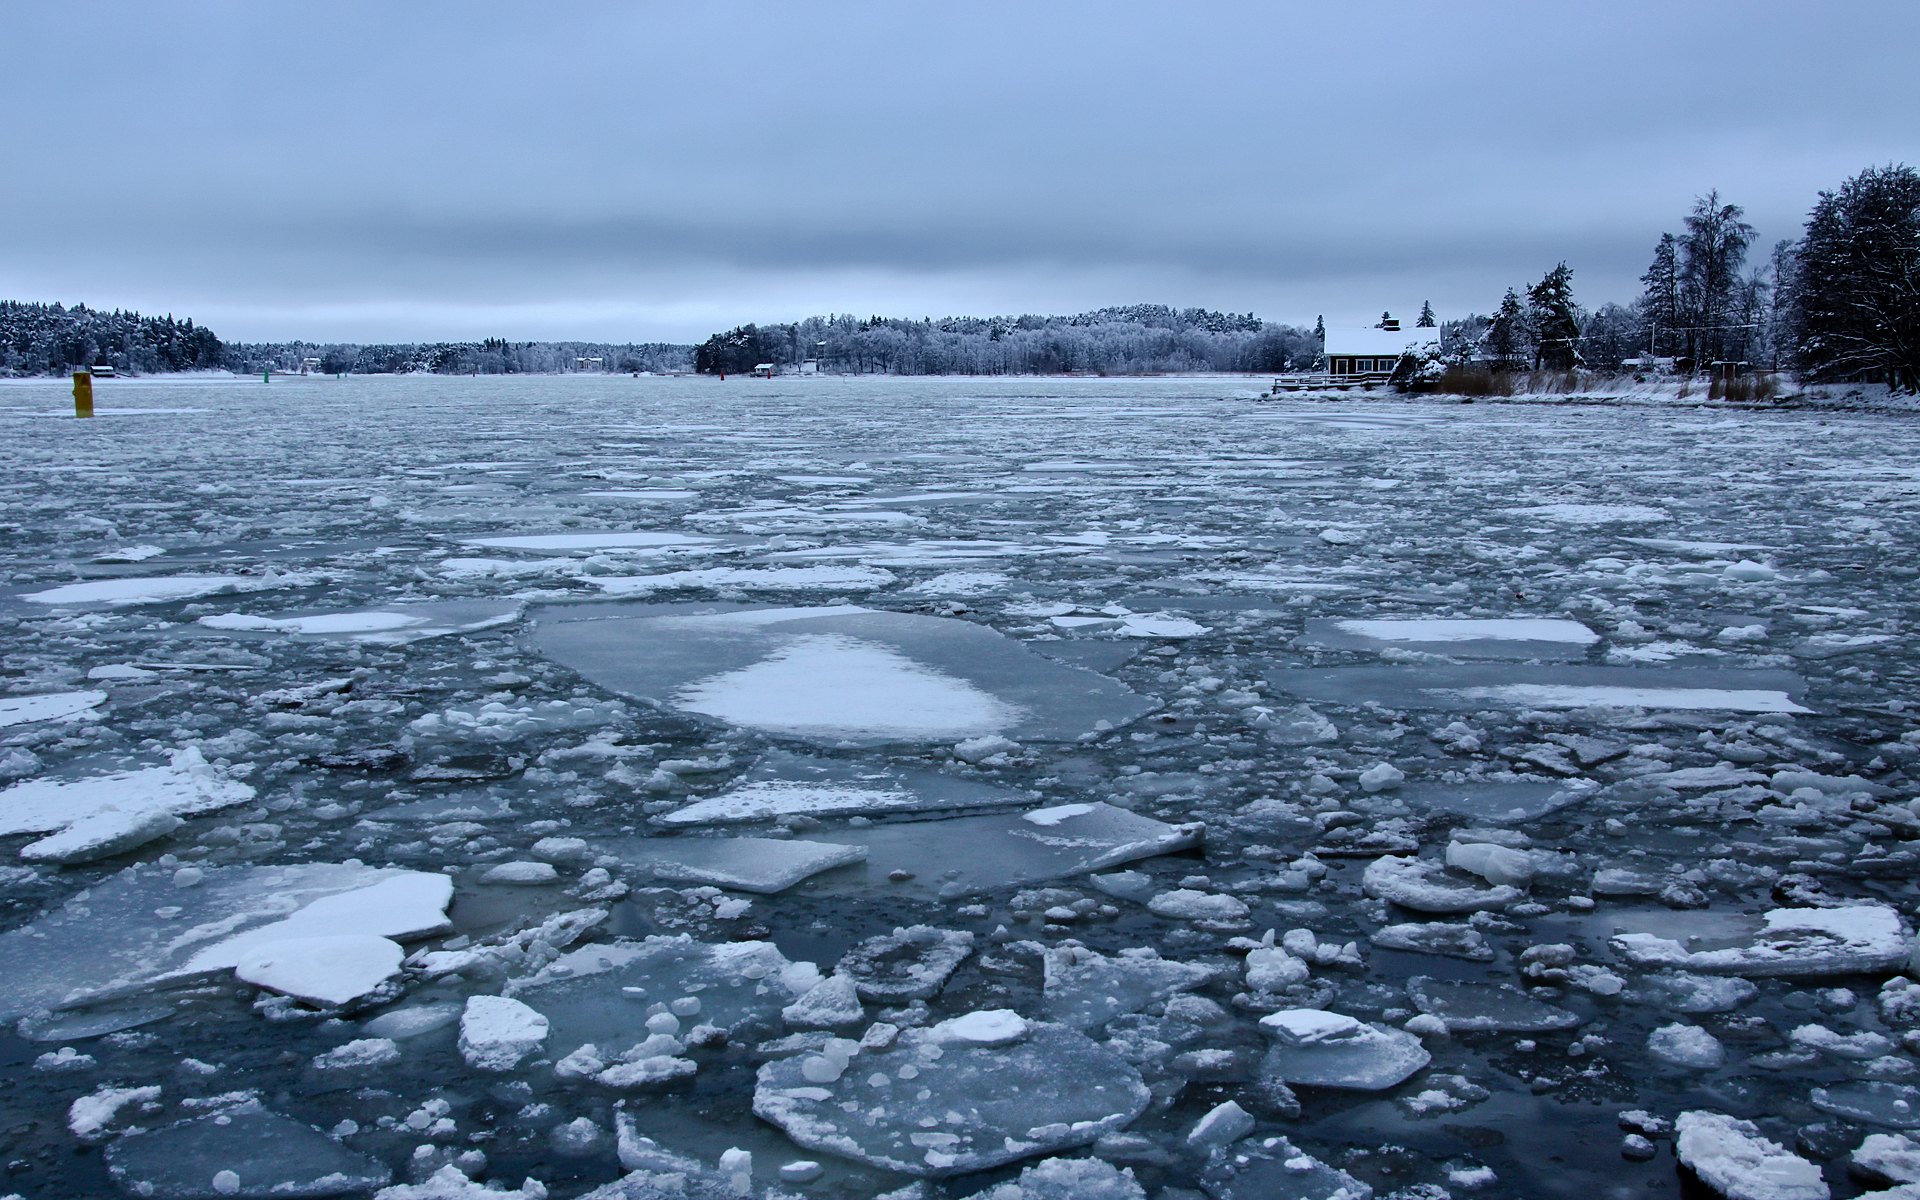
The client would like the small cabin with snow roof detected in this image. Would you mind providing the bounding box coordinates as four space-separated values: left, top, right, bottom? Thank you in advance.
1324 319 1439 380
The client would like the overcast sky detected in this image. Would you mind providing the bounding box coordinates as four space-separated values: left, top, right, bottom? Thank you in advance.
3 1 1915 344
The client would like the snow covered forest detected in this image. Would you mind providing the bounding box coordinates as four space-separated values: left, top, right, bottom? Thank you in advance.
223 340 695 378
0 302 226 377
692 307 1323 376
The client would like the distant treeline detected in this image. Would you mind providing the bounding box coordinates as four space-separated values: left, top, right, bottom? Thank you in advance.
0 301 226 376
226 338 693 376
0 306 695 378
693 306 1322 376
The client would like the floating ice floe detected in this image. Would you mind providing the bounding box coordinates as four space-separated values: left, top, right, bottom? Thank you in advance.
531 604 1154 744
591 566 898 595
0 863 451 1020
1271 664 1811 713
1363 856 1526 913
1504 503 1671 525
1370 922 1495 961
1050 611 1208 638
459 995 549 1071
795 803 1203 899
1198 1134 1375 1200
1042 946 1213 1031
105 1101 392 1198
753 1012 1149 1176
652 751 1027 827
600 835 868 894
1405 977 1580 1032
506 935 822 1050
194 598 521 644
956 1156 1146 1200
1674 1110 1828 1200
1610 906 1911 977
18 575 294 607
461 531 712 551
0 690 106 728
235 934 406 1007
0 747 254 863
1812 1082 1920 1130
1296 616 1600 660
837 926 975 1001
1258 1009 1431 1090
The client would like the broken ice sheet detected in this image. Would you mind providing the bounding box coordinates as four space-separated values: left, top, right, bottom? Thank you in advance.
14 574 293 607
0 864 451 1020
1042 945 1214 1031
0 690 105 728
505 934 822 1049
1294 616 1601 660
753 1014 1149 1176
598 834 868 894
104 1101 391 1199
1269 663 1812 713
1405 977 1580 1032
1609 905 1911 977
1258 1009 1431 1091
653 750 1028 827
798 802 1202 898
530 603 1154 744
0 747 253 857
191 597 521 644
1395 779 1594 823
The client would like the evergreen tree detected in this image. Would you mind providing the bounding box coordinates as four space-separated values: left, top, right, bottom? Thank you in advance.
1486 289 1528 368
1416 301 1436 328
1526 263 1581 370
1376 311 1394 329
1639 233 1681 356
1788 163 1920 391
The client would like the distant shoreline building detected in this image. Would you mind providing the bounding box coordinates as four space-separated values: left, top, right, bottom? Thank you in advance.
1324 318 1439 380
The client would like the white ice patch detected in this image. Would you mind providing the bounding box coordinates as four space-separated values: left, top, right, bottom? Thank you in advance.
1430 684 1810 713
1503 503 1670 524
21 576 282 606
591 566 896 595
1332 618 1599 645
675 634 1024 740
0 747 253 839
181 872 455 973
460 531 709 551
235 935 404 1007
0 691 105 728
199 611 423 634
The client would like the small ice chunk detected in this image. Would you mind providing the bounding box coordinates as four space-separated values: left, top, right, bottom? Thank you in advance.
1146 890 1250 921
312 1037 402 1070
1244 945 1311 991
481 861 559 886
69 1084 161 1141
459 995 549 1071
933 1009 1028 1046
1610 906 1911 977
609 836 867 894
1187 1100 1255 1148
1674 1110 1828 1200
1853 1133 1920 1185
956 736 1022 764
1358 762 1405 793
1257 1010 1431 1091
837 926 975 1001
783 975 865 1028
1406 977 1579 1033
366 1002 462 1040
1648 1024 1726 1069
1042 945 1213 1030
1445 841 1535 887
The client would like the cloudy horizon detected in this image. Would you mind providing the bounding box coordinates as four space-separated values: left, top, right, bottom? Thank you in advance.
3 1 1915 345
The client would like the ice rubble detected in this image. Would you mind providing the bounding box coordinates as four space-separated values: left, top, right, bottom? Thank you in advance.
1272 664 1813 713
530 604 1154 744
753 1012 1149 1175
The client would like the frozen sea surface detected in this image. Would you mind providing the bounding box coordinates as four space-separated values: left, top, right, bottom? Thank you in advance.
1 373 1919 1198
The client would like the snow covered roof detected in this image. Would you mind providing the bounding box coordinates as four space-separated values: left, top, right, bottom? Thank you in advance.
1326 327 1441 357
